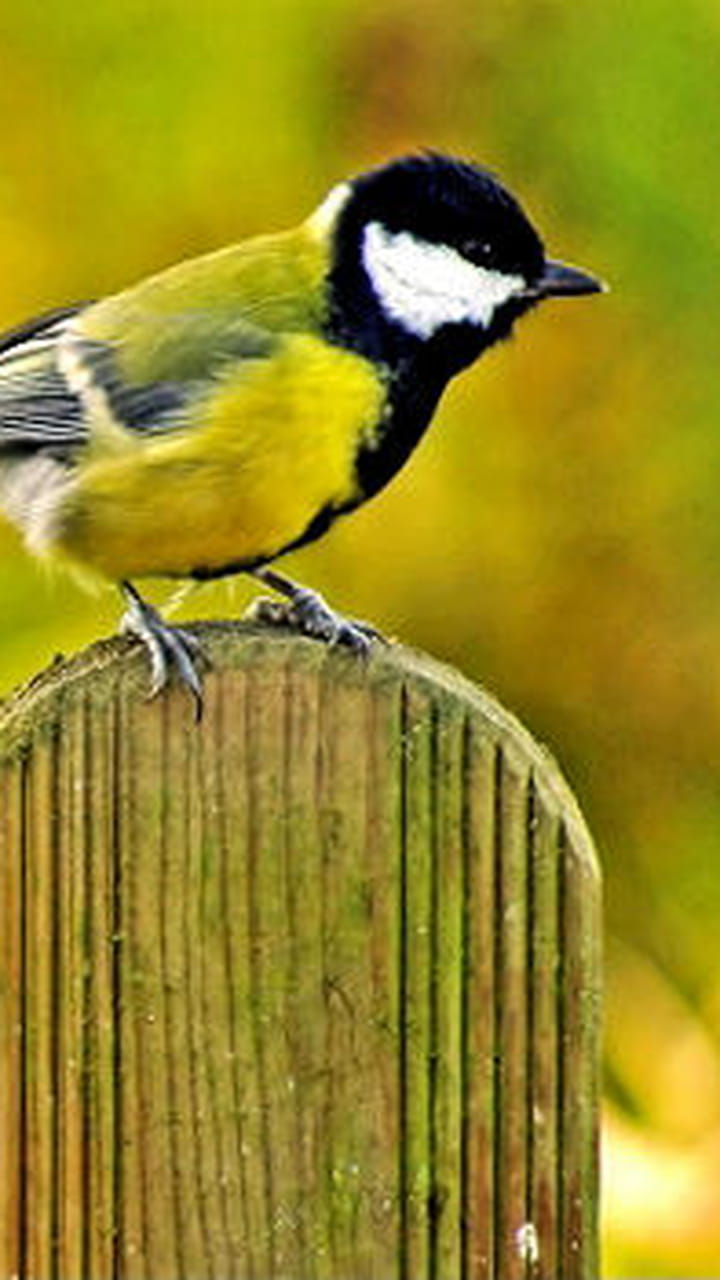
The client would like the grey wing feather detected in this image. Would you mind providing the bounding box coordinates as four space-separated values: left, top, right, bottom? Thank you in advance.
0 303 89 457
0 298 281 456
0 304 91 361
63 320 277 436
61 335 193 436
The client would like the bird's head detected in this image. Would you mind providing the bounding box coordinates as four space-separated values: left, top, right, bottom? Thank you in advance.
311 152 603 374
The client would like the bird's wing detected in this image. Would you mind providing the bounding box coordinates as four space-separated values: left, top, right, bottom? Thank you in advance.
64 228 327 442
0 228 326 458
0 304 90 360
0 299 280 459
0 304 90 455
61 309 278 440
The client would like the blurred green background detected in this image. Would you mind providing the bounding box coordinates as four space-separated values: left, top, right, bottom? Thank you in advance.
0 0 718 1272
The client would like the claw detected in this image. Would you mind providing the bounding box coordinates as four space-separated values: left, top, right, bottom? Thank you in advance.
120 582 205 718
344 617 389 646
248 568 387 654
243 596 293 628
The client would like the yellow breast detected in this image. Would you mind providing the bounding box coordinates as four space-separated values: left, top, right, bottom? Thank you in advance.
54 335 386 580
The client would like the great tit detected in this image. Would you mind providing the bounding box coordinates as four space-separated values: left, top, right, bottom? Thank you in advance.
0 152 603 707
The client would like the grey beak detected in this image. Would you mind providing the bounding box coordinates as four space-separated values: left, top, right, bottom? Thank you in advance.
534 259 606 299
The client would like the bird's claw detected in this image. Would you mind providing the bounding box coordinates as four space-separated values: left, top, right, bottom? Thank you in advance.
246 588 386 654
121 585 206 718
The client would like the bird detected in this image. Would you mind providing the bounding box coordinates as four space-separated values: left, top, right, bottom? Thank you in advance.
0 152 603 710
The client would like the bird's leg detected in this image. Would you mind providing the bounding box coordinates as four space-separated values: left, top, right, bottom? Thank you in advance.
120 581 205 716
248 566 386 652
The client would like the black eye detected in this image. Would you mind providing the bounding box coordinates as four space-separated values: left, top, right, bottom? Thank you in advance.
460 236 494 264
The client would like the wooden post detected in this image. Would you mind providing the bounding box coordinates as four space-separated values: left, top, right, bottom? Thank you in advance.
0 624 601 1279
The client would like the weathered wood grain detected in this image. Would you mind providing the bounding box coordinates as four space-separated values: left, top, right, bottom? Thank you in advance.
0 623 601 1279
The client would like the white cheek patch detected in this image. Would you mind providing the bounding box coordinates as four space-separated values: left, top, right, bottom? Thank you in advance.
363 221 526 338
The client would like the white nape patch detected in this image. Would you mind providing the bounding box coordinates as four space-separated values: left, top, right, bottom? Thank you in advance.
363 221 525 338
306 181 352 238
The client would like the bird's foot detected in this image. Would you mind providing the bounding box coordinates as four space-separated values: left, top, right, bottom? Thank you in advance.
248 568 387 654
120 582 205 717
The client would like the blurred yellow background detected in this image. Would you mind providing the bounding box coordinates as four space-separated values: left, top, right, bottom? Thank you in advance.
0 1 718 1273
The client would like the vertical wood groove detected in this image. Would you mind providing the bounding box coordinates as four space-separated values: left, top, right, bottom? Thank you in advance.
244 668 276 1275
458 715 472 1280
48 722 63 1280
159 700 187 1280
214 677 253 1279
364 681 400 1272
125 697 152 1277
524 772 537 1280
196 716 231 1280
181 724 215 1280
280 661 310 1279
556 820 568 1280
397 680 410 1280
208 706 237 1277
426 701 441 1280
317 672 337 1276
491 743 504 1280
110 695 124 1280
80 698 94 1280
17 754 29 1280
0 634 600 1280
